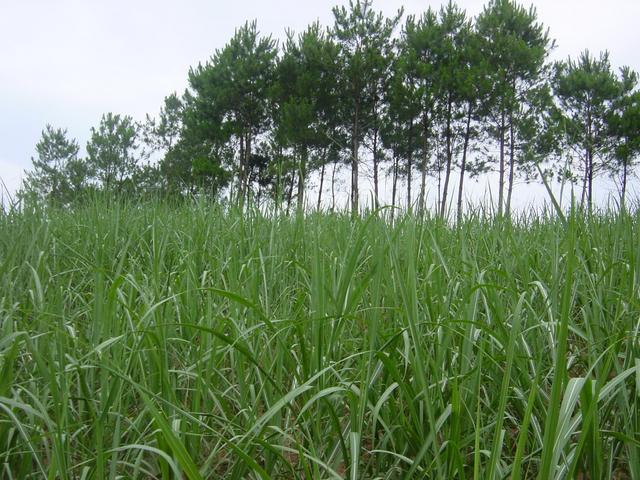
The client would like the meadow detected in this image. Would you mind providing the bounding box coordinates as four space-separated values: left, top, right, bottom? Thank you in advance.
0 199 638 479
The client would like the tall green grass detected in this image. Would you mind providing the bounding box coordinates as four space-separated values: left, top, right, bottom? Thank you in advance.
0 199 638 479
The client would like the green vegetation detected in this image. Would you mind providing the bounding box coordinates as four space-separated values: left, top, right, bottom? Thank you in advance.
1 198 638 478
4 0 639 477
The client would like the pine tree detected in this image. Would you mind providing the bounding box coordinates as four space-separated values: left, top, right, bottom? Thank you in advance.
381 35 421 211
331 0 402 215
398 10 439 211
553 51 620 212
185 21 277 203
86 113 140 194
23 125 83 203
273 23 339 210
476 0 552 216
607 67 640 208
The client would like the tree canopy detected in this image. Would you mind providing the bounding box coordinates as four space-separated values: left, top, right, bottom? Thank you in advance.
21 0 639 215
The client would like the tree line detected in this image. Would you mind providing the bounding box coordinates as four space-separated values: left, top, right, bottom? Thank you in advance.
21 0 640 216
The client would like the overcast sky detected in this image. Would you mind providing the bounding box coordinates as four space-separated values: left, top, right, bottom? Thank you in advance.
1 0 639 206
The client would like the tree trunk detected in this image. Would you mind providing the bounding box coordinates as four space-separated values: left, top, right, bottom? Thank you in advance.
441 95 453 218
457 105 472 223
238 133 249 205
246 133 253 204
407 152 413 211
372 128 379 209
286 171 294 215
419 114 429 216
238 134 245 203
498 110 506 216
331 161 337 212
587 147 594 214
275 146 283 212
407 119 413 210
297 147 306 211
437 147 442 214
580 151 588 208
505 113 516 217
419 162 427 217
621 161 628 210
317 158 325 211
391 149 398 221
586 108 593 215
275 164 281 212
351 99 360 216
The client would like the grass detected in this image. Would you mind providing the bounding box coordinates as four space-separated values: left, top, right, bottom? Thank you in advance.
0 198 638 479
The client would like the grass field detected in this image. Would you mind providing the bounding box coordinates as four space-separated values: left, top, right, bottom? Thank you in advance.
0 199 639 479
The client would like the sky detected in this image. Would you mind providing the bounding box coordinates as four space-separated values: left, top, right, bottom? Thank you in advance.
1 0 639 207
